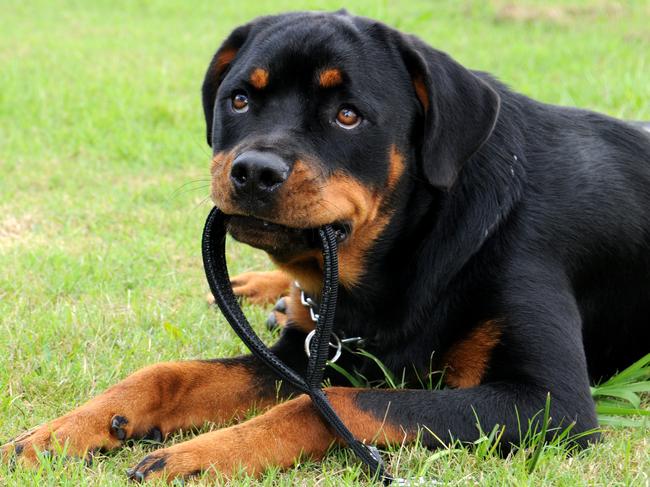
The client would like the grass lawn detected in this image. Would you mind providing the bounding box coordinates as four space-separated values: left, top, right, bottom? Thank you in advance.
1 0 649 485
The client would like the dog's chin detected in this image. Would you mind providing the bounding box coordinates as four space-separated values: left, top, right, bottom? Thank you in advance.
227 215 319 262
226 215 350 262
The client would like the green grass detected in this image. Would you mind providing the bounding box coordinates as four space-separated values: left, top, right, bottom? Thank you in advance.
1 0 649 485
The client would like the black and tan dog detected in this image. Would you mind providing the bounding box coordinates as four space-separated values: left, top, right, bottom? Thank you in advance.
3 10 650 483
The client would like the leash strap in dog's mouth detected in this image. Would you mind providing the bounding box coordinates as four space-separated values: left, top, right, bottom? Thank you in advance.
201 207 393 484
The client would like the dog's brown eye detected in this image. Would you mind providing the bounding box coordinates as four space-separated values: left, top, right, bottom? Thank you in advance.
336 107 361 129
231 92 249 113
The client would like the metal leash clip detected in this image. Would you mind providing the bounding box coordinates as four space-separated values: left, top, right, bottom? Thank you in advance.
298 282 321 322
297 281 364 363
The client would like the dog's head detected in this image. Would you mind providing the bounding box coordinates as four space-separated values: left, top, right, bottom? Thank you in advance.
203 11 500 291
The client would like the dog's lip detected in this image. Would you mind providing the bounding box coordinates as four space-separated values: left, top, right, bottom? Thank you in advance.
224 213 351 242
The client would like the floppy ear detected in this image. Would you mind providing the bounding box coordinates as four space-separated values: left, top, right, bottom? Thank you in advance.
202 24 252 147
398 35 501 189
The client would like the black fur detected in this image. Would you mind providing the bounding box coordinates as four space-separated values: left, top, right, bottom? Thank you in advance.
204 11 650 449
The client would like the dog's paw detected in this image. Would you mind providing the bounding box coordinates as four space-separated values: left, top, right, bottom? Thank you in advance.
229 270 292 305
0 411 131 466
127 439 213 483
126 427 260 483
1 408 164 467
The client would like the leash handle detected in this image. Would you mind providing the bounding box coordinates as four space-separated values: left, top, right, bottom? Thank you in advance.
202 207 392 483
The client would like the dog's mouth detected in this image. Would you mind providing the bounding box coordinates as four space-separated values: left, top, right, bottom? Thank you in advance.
226 214 351 260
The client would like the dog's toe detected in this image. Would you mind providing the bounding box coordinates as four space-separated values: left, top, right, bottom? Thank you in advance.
110 415 129 441
127 467 146 482
128 452 169 482
141 427 163 444
266 311 279 330
273 297 287 313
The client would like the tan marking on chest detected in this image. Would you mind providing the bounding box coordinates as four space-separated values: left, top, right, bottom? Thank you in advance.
443 320 502 388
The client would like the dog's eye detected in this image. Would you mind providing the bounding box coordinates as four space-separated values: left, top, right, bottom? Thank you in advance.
336 106 361 129
231 91 249 113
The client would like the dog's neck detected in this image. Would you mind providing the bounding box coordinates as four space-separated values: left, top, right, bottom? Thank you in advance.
328 108 529 354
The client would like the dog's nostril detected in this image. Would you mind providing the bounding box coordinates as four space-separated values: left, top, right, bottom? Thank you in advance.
231 163 249 185
259 168 284 188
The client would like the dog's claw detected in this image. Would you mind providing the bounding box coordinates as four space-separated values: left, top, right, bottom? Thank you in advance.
85 449 97 467
273 297 287 313
110 415 129 441
266 312 278 330
127 468 145 482
266 297 288 330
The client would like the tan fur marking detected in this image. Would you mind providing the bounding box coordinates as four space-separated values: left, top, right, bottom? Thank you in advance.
215 48 237 78
444 320 502 388
250 68 269 89
267 160 390 289
413 74 429 112
387 145 405 190
319 68 343 88
325 388 411 445
210 150 236 212
322 174 388 287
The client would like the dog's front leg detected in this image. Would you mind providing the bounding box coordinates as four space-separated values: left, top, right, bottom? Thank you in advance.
128 272 600 482
126 387 410 482
0 349 300 466
126 371 597 483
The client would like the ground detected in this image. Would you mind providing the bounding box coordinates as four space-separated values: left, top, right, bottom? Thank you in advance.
1 0 649 485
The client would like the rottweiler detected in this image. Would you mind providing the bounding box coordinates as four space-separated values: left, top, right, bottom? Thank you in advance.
3 10 650 483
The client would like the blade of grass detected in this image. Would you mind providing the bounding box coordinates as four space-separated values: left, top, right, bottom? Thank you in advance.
527 392 551 474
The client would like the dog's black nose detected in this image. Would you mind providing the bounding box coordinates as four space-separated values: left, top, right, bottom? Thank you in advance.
230 151 289 194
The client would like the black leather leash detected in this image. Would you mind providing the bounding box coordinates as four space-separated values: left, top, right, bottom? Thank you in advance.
201 207 393 484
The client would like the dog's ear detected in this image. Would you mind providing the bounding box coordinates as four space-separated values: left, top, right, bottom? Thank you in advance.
397 34 501 189
202 24 252 147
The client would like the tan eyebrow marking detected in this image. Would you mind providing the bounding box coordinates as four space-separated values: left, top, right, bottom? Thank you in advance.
250 68 269 89
319 68 343 88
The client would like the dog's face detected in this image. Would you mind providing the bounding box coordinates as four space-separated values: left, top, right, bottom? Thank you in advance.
203 12 501 290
